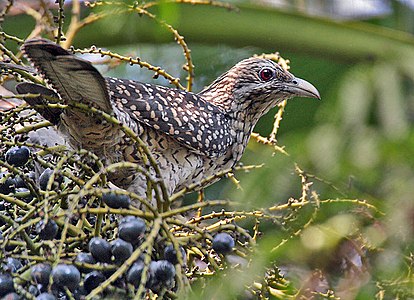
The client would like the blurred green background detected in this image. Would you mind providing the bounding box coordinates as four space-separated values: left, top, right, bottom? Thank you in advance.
3 0 414 298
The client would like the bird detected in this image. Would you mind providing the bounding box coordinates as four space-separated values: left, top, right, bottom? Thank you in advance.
16 38 320 200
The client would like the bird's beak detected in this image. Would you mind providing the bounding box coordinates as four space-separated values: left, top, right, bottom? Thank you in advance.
286 77 321 100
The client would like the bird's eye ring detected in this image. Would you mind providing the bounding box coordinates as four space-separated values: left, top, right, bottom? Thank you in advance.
259 68 274 81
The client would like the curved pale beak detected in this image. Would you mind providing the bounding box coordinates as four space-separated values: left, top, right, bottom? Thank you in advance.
286 77 321 100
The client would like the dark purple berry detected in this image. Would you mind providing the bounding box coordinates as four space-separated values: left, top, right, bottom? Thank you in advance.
151 260 176 282
0 274 15 297
31 263 52 286
51 264 80 291
74 252 96 273
127 261 144 288
2 258 23 273
36 293 56 300
2 292 19 300
212 232 235 255
111 239 133 264
13 177 25 188
0 208 5 227
164 245 186 265
147 260 175 292
14 176 26 189
39 169 63 191
39 169 52 191
83 271 105 293
0 172 15 195
14 172 35 188
36 219 59 240
28 284 40 296
119 215 139 225
102 192 130 209
88 237 112 263
118 217 146 244
5 146 30 167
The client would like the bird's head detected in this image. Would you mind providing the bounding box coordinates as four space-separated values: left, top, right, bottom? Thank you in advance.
200 57 320 121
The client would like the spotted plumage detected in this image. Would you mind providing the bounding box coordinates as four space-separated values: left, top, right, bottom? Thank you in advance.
17 39 320 199
108 78 233 157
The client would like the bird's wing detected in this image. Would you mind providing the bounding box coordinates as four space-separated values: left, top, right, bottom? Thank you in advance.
108 78 234 157
20 39 233 157
16 83 62 125
21 39 112 113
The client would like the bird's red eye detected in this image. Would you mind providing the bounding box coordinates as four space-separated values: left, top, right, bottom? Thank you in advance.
259 68 274 81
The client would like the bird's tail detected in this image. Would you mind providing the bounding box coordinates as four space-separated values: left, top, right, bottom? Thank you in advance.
21 38 113 113
15 82 62 126
18 39 127 156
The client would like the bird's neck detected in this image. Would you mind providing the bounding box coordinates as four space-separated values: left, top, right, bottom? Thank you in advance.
199 77 237 112
199 90 259 160
199 77 283 160
200 81 251 118
200 86 269 133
